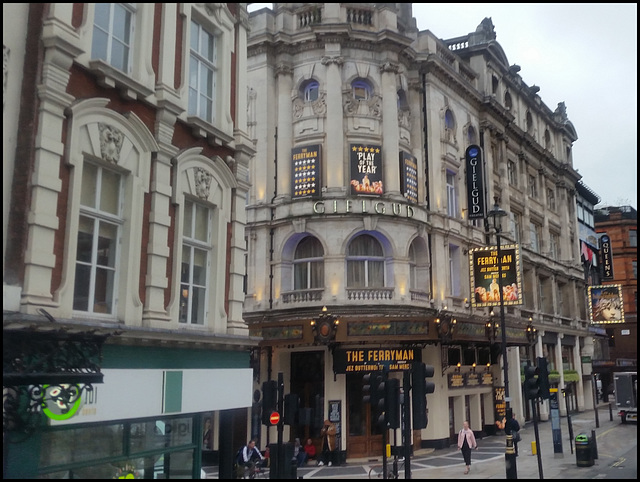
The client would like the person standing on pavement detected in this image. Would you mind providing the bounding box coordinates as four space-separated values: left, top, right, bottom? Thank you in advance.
509 412 521 456
318 419 337 466
457 420 477 475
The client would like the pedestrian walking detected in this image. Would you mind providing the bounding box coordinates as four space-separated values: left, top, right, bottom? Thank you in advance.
509 412 521 456
457 420 477 475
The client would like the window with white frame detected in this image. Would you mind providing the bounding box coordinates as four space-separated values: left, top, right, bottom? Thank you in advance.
73 162 123 314
446 170 458 217
448 244 461 296
91 3 135 73
529 221 540 253
293 237 324 290
507 160 517 186
347 234 384 288
189 19 217 123
180 199 211 325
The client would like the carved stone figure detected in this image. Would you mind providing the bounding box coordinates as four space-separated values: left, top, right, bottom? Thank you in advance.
194 167 213 200
98 123 124 163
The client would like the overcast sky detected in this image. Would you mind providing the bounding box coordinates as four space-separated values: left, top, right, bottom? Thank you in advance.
248 3 638 209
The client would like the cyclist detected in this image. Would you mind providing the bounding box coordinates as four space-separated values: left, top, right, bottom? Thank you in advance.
237 440 265 479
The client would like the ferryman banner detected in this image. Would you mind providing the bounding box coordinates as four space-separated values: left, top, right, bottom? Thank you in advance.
332 347 422 373
469 245 523 308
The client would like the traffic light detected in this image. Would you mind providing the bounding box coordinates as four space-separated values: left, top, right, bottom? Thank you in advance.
363 372 381 407
537 357 550 400
385 378 400 429
412 362 435 429
523 365 539 400
261 380 278 425
375 376 387 428
283 393 299 425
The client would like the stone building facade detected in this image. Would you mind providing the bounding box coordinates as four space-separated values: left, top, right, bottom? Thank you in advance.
245 4 598 459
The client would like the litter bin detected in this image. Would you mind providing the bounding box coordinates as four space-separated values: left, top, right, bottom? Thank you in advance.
575 434 594 467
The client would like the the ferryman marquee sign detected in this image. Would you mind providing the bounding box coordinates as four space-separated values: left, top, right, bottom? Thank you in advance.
332 347 422 374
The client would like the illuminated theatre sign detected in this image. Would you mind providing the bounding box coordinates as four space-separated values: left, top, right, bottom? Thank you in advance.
469 245 523 308
333 348 421 373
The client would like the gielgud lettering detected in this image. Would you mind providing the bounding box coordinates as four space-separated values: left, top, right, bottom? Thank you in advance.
313 200 414 217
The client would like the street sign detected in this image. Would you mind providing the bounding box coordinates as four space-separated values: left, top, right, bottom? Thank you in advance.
269 411 280 425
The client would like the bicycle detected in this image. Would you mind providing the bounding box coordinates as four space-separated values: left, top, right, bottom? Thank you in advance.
239 459 268 479
368 456 405 479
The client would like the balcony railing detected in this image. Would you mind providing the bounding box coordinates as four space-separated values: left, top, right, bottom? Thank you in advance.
347 288 394 301
281 288 324 304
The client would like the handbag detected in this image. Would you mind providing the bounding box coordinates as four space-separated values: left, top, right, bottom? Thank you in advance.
513 430 521 443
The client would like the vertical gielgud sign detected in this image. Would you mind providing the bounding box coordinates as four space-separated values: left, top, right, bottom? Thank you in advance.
469 245 523 308
599 234 614 280
350 144 383 195
399 151 418 203
465 145 486 219
292 145 321 199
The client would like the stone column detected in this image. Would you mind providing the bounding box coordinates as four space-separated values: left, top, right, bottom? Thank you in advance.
380 62 402 199
22 7 81 313
275 64 293 202
321 50 345 193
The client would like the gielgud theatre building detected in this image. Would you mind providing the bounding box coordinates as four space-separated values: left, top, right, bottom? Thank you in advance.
245 4 598 461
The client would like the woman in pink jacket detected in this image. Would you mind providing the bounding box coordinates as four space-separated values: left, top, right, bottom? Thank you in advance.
457 420 478 474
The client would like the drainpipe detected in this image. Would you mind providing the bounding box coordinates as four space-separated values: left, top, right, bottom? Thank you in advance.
422 72 434 300
269 127 277 310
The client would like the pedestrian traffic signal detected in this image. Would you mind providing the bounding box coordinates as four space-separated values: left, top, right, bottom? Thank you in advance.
261 380 278 425
411 362 435 429
283 392 299 425
385 378 400 429
524 365 539 400
536 357 550 400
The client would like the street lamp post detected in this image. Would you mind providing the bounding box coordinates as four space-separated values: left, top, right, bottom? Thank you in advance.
488 197 517 479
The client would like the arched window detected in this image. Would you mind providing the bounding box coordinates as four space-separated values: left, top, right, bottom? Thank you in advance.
467 125 477 145
293 237 324 290
302 80 319 102
347 234 384 288
504 91 512 111
544 129 551 149
409 243 418 291
397 89 409 110
526 111 533 133
444 109 455 130
352 78 372 101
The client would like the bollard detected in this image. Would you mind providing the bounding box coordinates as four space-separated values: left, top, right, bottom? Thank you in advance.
608 402 613 421
591 429 598 460
531 440 537 455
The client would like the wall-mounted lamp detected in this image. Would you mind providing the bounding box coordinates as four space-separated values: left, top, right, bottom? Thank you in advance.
464 298 470 309
485 362 491 373
435 313 456 343
471 362 476 373
455 362 461 373
311 306 339 344
526 316 538 345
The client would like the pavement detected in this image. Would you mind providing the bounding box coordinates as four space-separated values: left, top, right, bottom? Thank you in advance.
204 403 636 479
